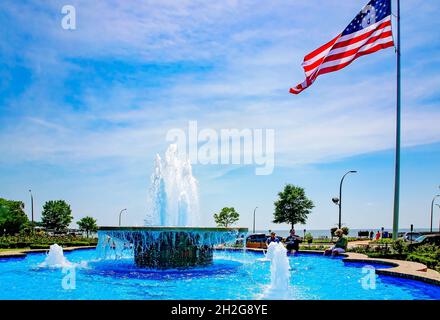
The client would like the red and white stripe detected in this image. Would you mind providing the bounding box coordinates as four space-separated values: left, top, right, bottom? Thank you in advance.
290 15 394 94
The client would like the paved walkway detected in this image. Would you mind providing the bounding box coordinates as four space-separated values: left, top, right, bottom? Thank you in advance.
343 252 440 285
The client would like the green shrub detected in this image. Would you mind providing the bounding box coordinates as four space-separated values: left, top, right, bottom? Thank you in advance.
367 252 406 260
16 242 31 248
347 245 370 254
372 238 394 244
63 241 90 247
372 244 390 253
407 254 438 269
0 234 97 249
29 244 50 249
299 245 328 251
392 238 405 254
348 241 439 271
312 239 331 243
406 244 440 270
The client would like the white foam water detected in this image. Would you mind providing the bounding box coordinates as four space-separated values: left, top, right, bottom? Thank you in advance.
262 242 291 299
39 244 72 268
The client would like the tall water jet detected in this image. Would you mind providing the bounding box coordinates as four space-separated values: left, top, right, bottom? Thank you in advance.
98 144 247 269
40 244 71 268
145 144 199 226
263 242 291 299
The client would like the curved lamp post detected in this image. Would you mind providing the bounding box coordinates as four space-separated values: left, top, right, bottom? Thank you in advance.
118 208 127 227
430 195 440 232
333 171 357 229
252 207 258 234
435 203 440 233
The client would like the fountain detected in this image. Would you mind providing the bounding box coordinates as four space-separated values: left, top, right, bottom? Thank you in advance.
263 242 291 299
98 144 247 269
40 244 71 268
145 144 199 226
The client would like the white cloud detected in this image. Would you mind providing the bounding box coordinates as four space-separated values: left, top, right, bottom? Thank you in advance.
1 0 440 230
0 0 439 170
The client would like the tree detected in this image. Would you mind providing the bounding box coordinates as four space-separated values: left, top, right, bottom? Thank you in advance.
0 198 29 235
41 200 73 231
77 216 98 238
273 184 314 230
214 207 239 227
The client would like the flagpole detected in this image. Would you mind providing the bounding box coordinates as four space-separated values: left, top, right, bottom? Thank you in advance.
392 0 401 240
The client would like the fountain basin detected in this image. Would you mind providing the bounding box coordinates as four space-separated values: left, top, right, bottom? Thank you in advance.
98 226 248 269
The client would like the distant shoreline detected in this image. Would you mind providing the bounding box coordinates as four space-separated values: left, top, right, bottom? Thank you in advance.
255 228 434 238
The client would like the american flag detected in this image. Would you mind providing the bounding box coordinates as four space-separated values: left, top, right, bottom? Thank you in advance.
290 0 395 94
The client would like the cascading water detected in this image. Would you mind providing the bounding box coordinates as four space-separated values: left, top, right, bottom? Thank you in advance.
97 227 247 269
263 242 291 299
145 144 199 227
39 244 71 268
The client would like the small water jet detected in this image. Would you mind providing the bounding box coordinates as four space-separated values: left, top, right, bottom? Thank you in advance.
40 244 71 268
263 242 291 299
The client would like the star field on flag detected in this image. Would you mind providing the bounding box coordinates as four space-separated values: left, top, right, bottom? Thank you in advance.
290 0 395 94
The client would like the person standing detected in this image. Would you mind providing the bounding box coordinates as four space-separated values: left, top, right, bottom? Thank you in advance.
375 231 381 241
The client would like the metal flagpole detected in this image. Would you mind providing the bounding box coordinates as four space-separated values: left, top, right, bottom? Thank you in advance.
392 0 401 240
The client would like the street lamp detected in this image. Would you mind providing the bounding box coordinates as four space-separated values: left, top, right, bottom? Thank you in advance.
252 207 258 234
436 204 440 232
333 171 357 229
430 194 440 232
28 189 34 230
118 208 127 227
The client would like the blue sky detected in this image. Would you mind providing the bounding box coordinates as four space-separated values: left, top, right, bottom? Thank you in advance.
0 0 439 231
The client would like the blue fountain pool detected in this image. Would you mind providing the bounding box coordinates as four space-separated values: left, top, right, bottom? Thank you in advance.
0 249 439 300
